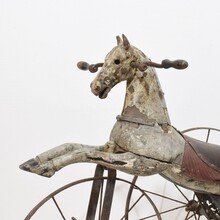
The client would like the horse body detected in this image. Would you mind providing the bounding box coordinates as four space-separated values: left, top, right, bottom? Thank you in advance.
20 35 220 196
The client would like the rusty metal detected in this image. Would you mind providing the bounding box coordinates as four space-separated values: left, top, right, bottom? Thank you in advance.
116 114 156 126
52 196 66 220
86 166 117 220
24 177 107 220
142 205 187 220
124 175 138 220
182 127 220 134
130 59 188 72
195 193 220 220
86 165 104 220
206 128 211 142
24 170 164 219
100 169 116 219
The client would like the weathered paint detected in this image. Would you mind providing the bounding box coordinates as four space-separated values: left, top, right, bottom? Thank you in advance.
20 35 220 196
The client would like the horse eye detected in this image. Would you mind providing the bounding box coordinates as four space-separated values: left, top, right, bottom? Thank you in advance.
114 59 120 65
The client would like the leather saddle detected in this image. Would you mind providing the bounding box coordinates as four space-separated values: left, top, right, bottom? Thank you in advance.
182 134 220 182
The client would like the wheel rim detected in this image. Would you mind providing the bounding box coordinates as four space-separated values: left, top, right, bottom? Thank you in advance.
24 175 162 220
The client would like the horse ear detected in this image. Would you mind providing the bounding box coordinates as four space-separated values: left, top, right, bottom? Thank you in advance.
122 34 130 50
116 35 122 45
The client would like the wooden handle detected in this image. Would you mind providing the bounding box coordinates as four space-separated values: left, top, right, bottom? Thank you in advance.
77 61 90 71
77 61 104 73
130 59 188 72
161 59 188 69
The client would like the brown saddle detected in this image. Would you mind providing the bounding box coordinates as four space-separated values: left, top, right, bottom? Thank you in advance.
182 134 220 182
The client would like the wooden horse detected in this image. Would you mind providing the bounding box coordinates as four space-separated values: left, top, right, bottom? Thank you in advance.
20 35 220 199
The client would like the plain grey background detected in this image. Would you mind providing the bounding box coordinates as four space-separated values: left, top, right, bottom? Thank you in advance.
1 0 220 219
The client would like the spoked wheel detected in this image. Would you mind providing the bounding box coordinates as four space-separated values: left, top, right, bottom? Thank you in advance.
125 175 212 220
24 165 162 220
24 127 220 220
123 127 220 220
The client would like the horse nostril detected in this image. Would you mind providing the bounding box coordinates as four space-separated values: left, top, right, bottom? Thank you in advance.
94 85 101 93
90 81 101 95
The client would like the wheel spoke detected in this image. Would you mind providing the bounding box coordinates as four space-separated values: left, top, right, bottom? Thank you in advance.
185 212 197 220
206 128 211 142
193 193 196 200
174 184 190 202
159 180 167 212
26 163 213 220
194 213 198 220
184 210 191 220
142 189 186 205
52 196 66 220
120 194 144 220
139 205 186 220
129 194 144 211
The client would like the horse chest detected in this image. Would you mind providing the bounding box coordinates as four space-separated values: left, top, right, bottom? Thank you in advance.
110 121 185 163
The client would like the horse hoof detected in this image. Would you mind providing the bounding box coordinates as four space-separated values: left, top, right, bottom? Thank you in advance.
19 158 55 178
19 158 39 172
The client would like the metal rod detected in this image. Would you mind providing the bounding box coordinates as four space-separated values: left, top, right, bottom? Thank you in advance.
206 129 211 143
98 178 104 220
124 175 138 220
121 194 144 220
174 184 190 202
139 205 186 220
182 127 220 134
100 169 117 220
52 196 66 220
86 165 104 220
142 189 186 205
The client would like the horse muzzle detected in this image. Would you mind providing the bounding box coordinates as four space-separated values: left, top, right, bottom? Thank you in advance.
90 81 111 99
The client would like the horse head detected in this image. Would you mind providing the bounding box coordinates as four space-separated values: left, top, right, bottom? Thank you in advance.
91 34 140 99
78 34 145 99
77 34 188 99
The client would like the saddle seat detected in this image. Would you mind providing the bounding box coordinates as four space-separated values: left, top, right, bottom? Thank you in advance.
182 134 220 182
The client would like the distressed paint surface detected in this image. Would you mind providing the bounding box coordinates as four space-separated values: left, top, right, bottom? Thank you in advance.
20 35 220 196
122 68 170 125
110 121 184 163
161 165 220 195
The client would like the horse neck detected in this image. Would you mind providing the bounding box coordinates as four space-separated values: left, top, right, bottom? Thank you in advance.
121 68 171 125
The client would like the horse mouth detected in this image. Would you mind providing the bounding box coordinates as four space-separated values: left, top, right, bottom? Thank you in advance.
99 87 111 99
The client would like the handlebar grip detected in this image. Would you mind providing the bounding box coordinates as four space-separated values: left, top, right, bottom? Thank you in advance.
161 59 188 70
77 61 104 73
77 61 90 71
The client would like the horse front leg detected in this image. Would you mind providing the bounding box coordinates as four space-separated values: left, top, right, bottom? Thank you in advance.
20 141 171 177
19 143 105 177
